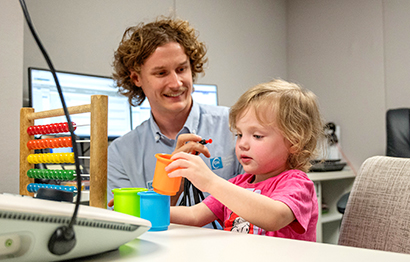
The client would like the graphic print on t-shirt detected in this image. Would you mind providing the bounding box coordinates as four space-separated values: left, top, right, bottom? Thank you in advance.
225 212 254 233
224 188 265 235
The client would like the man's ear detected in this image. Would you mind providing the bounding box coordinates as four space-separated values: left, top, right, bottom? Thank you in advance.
130 70 142 86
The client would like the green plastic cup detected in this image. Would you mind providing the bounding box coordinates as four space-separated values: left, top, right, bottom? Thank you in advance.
112 187 148 217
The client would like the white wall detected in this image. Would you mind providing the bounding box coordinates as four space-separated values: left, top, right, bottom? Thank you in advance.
383 0 410 109
287 0 400 171
176 0 287 105
0 0 24 193
22 0 286 107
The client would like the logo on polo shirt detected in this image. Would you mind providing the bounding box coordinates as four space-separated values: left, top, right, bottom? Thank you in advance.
210 157 223 170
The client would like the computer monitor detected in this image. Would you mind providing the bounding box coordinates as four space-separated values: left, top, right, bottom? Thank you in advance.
28 67 131 139
131 83 218 129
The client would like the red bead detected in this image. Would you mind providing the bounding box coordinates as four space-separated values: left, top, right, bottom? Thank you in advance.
63 122 69 132
33 125 40 135
44 125 52 134
57 123 64 133
27 126 34 135
51 124 58 133
39 125 46 135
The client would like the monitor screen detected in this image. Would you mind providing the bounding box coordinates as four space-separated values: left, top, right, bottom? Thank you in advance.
28 68 131 139
131 84 218 129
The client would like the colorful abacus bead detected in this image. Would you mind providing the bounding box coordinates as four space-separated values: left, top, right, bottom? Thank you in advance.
27 183 77 195
27 140 34 150
27 154 36 164
27 153 75 164
26 122 77 135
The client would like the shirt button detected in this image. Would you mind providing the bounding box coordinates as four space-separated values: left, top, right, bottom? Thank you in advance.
155 134 160 140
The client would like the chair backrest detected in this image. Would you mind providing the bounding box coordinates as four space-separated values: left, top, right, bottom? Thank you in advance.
386 108 410 158
338 156 410 254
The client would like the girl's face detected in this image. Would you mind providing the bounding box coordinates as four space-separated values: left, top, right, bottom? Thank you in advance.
234 107 292 183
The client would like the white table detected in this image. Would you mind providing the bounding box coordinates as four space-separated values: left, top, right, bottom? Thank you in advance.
76 224 410 262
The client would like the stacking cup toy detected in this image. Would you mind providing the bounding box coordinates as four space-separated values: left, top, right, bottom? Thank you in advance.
112 187 148 217
152 153 182 196
138 191 170 231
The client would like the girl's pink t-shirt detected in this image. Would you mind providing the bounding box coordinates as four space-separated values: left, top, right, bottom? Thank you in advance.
202 170 318 241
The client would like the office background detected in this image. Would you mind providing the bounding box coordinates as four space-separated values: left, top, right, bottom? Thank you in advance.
1 0 409 194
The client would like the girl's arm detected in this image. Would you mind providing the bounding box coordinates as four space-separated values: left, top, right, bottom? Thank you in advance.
171 202 218 227
207 175 295 231
166 152 295 232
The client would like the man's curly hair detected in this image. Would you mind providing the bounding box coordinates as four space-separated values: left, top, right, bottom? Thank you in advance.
112 17 208 106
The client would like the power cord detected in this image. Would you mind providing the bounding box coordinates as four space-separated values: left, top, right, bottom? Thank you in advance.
19 0 82 255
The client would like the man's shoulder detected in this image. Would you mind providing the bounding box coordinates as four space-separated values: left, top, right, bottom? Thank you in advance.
110 121 149 147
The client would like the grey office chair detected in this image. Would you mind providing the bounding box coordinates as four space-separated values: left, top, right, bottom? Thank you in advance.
338 156 410 254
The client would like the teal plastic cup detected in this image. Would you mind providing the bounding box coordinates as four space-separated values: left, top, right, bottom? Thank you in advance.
112 187 148 217
138 191 170 231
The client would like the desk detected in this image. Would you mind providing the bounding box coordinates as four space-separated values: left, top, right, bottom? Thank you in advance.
308 170 355 243
75 224 410 262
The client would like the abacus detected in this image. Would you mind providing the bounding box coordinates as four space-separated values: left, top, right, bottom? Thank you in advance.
20 95 108 208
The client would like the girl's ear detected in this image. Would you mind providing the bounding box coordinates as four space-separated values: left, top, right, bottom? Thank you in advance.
130 70 142 87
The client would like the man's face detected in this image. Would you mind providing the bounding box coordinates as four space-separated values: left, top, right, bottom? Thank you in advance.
131 42 193 118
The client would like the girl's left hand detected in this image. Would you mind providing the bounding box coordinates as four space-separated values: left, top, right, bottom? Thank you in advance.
165 152 216 193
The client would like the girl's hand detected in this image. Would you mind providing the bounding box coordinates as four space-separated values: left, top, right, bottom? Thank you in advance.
166 152 216 193
172 134 211 158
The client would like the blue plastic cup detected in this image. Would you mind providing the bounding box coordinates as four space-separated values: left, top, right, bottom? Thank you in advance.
138 191 170 231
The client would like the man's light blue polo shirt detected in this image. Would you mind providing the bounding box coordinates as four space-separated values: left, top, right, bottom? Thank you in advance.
107 101 243 207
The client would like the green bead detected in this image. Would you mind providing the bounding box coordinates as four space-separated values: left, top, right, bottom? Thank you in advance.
58 170 64 179
52 170 59 179
34 169 41 179
67 170 75 180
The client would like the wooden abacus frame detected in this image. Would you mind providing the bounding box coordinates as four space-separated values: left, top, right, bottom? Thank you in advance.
20 95 108 208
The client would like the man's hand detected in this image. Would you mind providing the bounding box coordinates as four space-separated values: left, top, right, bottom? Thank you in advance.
170 134 211 205
173 134 211 157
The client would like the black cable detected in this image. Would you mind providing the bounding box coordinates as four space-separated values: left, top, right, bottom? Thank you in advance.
19 0 81 255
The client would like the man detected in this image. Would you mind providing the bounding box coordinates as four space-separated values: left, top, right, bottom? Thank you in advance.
108 17 242 211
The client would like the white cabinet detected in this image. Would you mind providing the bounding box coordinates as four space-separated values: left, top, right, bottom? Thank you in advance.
308 170 356 244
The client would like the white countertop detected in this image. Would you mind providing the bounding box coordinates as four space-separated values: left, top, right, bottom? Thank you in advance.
76 224 410 262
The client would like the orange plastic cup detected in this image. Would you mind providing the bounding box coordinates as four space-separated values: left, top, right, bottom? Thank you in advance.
152 153 182 196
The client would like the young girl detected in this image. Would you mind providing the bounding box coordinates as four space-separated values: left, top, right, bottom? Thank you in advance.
166 79 324 241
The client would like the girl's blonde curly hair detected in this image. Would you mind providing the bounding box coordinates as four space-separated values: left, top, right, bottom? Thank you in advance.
229 79 325 173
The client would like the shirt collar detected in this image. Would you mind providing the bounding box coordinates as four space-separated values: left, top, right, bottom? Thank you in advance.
149 101 201 142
